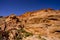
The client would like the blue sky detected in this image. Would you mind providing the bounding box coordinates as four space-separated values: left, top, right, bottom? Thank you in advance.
0 0 60 16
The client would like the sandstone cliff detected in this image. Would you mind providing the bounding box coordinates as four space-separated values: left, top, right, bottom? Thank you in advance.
0 9 60 40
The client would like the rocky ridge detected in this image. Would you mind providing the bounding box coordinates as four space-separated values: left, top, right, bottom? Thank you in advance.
0 9 60 40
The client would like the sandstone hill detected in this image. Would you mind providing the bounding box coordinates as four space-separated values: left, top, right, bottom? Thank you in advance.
0 9 60 40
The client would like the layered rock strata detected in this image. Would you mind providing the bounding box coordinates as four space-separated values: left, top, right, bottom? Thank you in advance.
0 9 60 40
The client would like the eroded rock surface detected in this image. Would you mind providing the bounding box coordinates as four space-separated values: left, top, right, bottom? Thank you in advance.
0 9 60 40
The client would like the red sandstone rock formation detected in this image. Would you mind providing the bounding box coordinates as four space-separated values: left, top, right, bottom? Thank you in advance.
0 9 60 40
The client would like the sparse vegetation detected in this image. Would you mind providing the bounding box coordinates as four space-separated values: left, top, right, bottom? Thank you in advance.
14 28 33 40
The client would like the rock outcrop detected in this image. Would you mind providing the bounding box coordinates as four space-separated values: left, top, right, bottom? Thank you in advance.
0 9 60 40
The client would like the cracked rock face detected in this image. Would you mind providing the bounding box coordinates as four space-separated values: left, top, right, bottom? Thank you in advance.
0 9 60 40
